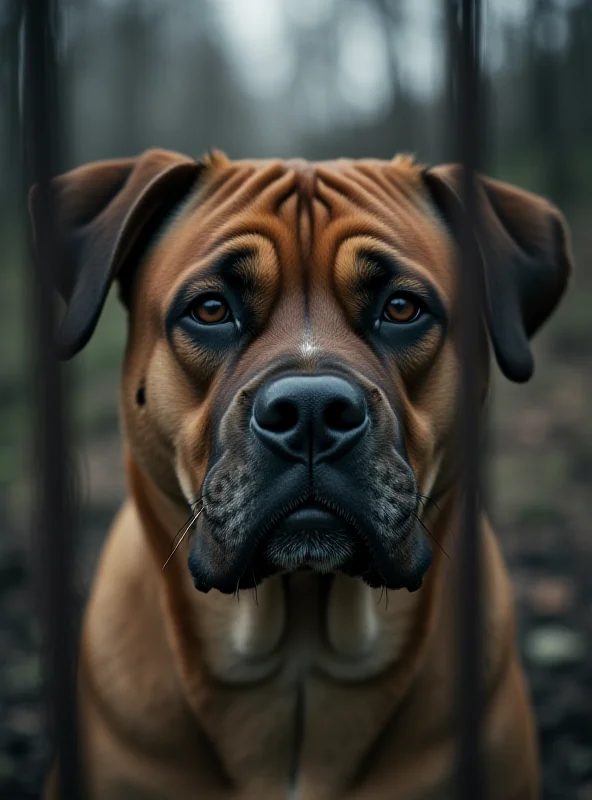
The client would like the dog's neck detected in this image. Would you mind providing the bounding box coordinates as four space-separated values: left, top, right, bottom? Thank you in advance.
127 455 451 687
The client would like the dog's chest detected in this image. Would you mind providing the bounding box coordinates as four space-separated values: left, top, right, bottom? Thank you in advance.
196 574 419 796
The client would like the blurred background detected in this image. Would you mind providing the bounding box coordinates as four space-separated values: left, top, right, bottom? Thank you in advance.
0 0 591 797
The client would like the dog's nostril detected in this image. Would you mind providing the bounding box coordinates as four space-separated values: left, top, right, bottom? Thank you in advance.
324 398 365 432
252 374 368 460
255 398 299 433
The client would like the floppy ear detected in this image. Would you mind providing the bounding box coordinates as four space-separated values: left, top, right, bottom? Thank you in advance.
29 148 203 359
422 164 573 382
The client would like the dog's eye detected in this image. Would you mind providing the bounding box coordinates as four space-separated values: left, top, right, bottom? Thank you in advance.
383 293 423 324
189 294 231 325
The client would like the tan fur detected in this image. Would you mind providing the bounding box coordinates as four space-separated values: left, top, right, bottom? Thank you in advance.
38 151 566 799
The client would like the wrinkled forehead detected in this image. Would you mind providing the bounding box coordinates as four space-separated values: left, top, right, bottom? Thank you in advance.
149 155 455 305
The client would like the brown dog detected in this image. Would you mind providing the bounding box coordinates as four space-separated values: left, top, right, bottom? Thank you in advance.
32 149 572 799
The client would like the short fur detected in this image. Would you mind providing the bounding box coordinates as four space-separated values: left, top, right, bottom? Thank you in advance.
32 149 573 799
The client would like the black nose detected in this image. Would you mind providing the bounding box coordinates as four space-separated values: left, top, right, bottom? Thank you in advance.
251 374 368 463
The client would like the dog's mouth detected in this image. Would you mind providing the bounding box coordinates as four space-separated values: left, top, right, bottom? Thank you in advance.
192 455 433 595
248 501 379 586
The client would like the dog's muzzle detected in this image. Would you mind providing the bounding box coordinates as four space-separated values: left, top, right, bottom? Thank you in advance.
250 374 370 575
189 371 432 594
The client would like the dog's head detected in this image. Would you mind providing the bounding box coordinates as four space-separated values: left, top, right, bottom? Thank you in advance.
30 149 573 594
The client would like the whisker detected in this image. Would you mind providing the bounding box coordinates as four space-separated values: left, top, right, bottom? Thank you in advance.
169 511 200 553
411 492 457 544
161 505 205 571
377 585 385 607
413 512 450 560
168 498 204 552
416 493 442 511
251 568 259 606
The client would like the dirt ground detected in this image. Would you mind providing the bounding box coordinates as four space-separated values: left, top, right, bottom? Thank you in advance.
1 227 591 798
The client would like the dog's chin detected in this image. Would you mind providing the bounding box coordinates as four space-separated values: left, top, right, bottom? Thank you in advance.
187 502 433 595
251 504 371 581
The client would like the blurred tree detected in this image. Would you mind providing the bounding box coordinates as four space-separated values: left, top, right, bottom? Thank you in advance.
115 0 156 154
0 0 22 217
564 0 592 198
530 0 572 204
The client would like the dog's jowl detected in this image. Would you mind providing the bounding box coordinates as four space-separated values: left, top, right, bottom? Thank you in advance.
32 149 572 799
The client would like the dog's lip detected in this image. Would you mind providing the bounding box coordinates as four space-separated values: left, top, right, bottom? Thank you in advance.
261 501 361 575
192 491 431 595
275 503 347 534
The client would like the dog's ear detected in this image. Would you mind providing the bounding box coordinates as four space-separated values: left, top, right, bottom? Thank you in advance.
29 148 203 359
422 164 573 382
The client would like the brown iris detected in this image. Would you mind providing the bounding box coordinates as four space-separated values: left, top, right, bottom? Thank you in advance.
190 294 230 325
384 293 421 323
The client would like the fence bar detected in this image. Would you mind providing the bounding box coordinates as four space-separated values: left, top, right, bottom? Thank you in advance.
22 0 82 797
448 1 485 798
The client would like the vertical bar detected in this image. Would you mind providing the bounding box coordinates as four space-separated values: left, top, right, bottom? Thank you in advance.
22 0 82 797
447 1 484 798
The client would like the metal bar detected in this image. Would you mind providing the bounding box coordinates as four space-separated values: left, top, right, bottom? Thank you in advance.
22 1 82 797
447 1 485 798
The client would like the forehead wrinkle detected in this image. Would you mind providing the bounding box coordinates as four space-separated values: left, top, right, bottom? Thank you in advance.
315 171 370 215
179 163 316 299
249 162 317 318
190 163 255 209
185 161 289 239
337 170 420 234
342 167 397 212
189 213 288 265
356 163 422 209
343 164 406 207
295 165 316 322
311 191 333 227
348 167 429 230
326 197 449 277
292 164 315 261
251 167 298 214
314 161 432 246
